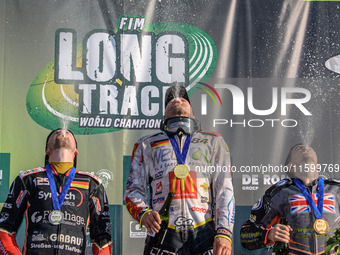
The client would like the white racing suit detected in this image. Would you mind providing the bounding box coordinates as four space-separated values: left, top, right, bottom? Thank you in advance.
125 131 235 254
240 178 340 255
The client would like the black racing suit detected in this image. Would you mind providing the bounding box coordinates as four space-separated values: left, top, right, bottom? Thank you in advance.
240 178 340 255
0 166 112 255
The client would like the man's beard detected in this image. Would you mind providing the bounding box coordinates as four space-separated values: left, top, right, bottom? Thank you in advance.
170 108 189 117
52 136 73 150
165 104 191 119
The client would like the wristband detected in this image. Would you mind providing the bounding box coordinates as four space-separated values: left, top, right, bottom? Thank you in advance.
214 234 232 244
139 209 153 227
265 227 275 246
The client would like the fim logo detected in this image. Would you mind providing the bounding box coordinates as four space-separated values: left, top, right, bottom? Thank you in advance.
130 221 147 238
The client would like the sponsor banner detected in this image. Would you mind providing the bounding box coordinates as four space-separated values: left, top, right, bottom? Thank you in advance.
26 16 217 135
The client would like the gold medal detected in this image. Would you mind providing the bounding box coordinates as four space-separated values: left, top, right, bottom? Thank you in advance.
174 164 189 179
313 218 329 234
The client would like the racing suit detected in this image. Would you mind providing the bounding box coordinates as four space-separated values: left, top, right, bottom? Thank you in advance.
125 131 235 254
0 165 112 255
240 178 340 255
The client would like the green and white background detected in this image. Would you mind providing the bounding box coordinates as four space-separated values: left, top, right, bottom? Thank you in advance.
2 0 340 254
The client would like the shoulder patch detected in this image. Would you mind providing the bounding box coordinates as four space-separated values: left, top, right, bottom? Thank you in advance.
266 178 292 197
77 171 102 184
252 197 263 211
19 167 45 179
275 179 289 187
150 139 170 149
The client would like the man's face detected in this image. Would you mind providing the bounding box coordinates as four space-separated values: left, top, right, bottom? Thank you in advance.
46 129 77 153
164 97 193 119
289 144 318 167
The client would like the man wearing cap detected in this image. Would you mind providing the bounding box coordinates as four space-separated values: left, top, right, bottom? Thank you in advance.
125 84 235 255
240 144 340 254
0 129 112 254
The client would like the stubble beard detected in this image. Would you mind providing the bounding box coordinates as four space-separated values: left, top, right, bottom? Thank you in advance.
166 105 191 119
52 136 73 150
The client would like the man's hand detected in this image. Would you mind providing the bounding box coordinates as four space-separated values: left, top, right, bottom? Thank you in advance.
213 237 232 255
141 210 161 235
268 224 292 243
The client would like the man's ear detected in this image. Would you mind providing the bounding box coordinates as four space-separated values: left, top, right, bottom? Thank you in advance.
46 149 50 156
75 149 79 156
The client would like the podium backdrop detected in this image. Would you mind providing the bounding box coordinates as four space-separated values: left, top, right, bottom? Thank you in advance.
1 1 340 254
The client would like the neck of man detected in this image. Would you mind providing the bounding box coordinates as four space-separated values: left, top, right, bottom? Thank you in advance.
48 148 74 164
293 160 319 186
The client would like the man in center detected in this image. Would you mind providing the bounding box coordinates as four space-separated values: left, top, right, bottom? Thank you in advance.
125 84 235 255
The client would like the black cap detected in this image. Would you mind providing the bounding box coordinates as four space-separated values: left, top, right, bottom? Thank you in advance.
164 84 190 109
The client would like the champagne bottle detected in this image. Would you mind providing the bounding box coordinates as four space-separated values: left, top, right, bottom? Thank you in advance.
149 192 174 248
273 217 289 255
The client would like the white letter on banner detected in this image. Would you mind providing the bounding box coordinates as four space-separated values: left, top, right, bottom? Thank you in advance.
121 86 138 115
141 86 159 116
281 88 312 116
134 18 145 30
156 34 186 83
99 85 119 114
248 87 278 115
120 34 152 82
242 175 251 185
86 33 116 82
56 30 83 81
119 17 128 30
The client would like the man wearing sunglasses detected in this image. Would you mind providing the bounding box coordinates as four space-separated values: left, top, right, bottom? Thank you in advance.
125 84 234 255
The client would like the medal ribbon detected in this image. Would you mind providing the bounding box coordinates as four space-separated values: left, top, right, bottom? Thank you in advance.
169 135 191 164
45 164 76 210
294 177 324 219
169 135 193 192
